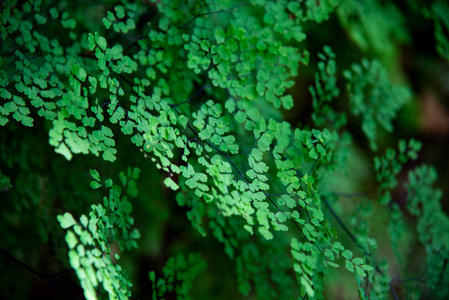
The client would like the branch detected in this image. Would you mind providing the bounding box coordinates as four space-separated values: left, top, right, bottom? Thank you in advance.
0 247 76 300
179 3 247 29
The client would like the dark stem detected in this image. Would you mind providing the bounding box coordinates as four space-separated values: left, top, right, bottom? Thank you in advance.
0 247 76 300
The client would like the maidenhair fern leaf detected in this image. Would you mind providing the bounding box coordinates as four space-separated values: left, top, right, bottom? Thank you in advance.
1 0 447 299
58 168 140 300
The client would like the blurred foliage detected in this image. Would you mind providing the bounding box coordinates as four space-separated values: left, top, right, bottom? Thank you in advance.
1 0 449 299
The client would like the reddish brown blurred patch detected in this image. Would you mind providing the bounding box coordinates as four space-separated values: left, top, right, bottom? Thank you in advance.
420 90 449 136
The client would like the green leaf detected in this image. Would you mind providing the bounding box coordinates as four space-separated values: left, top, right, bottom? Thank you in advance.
97 36 107 51
215 28 226 44
308 148 318 160
55 142 73 161
89 169 101 182
332 242 344 252
149 271 156 283
5 101 17 112
111 45 123 60
217 44 230 60
276 212 287 223
58 213 77 229
352 257 364 265
80 215 88 227
49 7 58 19
281 95 294 109
342 249 353 260
65 231 78 249
164 177 179 191
127 180 138 197
115 5 125 19
105 178 113 188
90 181 102 189
243 225 253 235
345 260 355 272
88 33 95 50
355 266 366 277
361 264 373 272
71 63 87 82
259 227 273 240
102 148 116 162
103 18 112 29
0 88 12 99
235 111 246 123
253 162 268 173
324 249 335 260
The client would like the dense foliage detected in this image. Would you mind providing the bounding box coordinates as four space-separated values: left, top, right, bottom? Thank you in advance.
1 0 449 299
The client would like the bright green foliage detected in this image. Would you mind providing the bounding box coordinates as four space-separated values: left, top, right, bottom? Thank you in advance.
149 253 206 300
57 167 140 300
290 238 372 299
103 4 137 33
1 0 449 299
290 238 322 298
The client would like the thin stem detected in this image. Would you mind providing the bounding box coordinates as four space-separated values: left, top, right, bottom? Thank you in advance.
179 3 247 29
0 248 76 300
